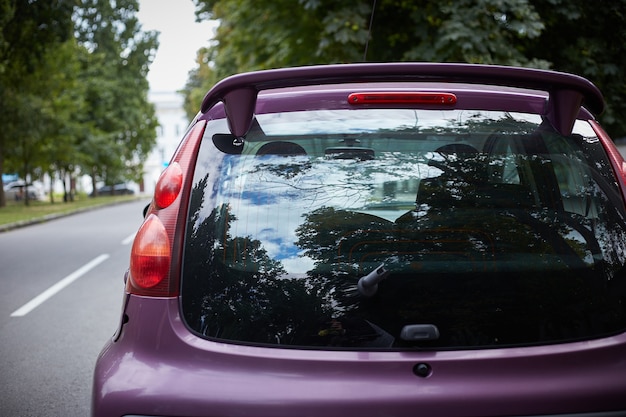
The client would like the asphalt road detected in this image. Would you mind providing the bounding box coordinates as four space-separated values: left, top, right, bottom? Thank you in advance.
0 199 150 416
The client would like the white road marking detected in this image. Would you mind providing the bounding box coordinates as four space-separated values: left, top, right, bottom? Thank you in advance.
121 233 136 245
10 254 110 317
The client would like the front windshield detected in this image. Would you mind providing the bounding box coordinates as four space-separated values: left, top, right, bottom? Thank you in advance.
181 108 626 350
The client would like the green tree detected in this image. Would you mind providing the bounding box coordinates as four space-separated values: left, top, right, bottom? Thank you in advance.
181 47 218 120
190 0 626 137
3 39 85 205
524 0 626 138
0 0 76 207
73 0 159 195
44 40 87 203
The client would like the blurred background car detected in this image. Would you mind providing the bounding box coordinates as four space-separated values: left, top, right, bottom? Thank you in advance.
92 63 626 417
4 180 46 201
92 183 135 196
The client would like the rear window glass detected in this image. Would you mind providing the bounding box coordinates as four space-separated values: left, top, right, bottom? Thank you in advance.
181 107 626 350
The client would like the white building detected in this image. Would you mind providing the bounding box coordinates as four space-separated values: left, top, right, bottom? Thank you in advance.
142 91 191 196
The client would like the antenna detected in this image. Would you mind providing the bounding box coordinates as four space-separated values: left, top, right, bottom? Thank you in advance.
363 0 377 62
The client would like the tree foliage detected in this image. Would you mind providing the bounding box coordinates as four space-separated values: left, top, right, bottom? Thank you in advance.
4 39 84 204
73 0 159 196
0 0 76 206
0 0 158 206
188 0 626 137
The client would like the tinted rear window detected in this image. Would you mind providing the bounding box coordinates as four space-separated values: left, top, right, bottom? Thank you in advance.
181 107 626 350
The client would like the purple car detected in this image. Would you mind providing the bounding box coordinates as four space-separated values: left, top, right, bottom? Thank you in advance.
92 63 626 417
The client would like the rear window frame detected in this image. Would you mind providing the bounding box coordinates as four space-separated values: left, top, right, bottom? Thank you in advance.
181 90 626 351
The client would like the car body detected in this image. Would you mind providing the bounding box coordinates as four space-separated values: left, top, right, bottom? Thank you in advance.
4 180 45 201
94 183 135 196
92 63 626 417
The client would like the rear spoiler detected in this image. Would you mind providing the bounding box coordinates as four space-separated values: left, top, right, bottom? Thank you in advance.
200 63 605 138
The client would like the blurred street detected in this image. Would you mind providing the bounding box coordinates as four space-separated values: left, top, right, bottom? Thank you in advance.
0 199 148 416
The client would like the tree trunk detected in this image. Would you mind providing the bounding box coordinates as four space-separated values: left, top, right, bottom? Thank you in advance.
61 170 69 202
49 171 55 204
0 148 5 208
23 163 30 207
69 174 76 202
90 168 98 198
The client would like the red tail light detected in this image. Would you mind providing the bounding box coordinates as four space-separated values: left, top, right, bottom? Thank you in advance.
154 162 183 209
127 120 207 297
129 214 171 293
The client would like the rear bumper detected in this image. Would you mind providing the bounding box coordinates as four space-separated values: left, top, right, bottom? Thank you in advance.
92 295 626 417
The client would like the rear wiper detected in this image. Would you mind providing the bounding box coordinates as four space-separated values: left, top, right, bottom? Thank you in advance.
358 263 390 297
357 264 440 343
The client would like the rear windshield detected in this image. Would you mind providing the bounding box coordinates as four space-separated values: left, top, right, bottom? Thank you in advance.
181 107 626 350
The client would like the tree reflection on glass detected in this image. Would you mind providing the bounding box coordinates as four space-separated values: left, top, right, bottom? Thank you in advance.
183 175 332 345
181 129 626 348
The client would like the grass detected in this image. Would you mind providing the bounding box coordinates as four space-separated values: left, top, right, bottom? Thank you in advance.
0 194 142 227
